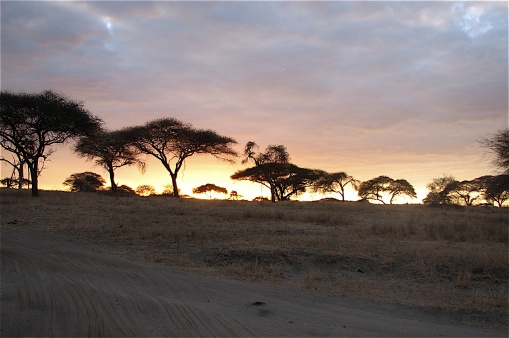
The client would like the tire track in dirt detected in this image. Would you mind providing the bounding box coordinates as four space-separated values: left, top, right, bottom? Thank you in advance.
1 228 505 337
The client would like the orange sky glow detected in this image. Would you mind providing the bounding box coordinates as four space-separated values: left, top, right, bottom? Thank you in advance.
1 1 507 203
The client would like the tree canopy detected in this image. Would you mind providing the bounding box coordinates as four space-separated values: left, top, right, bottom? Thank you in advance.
242 141 290 166
229 190 241 200
358 176 416 204
0 90 103 196
311 171 359 201
75 129 145 192
424 175 509 207
63 172 106 192
135 185 156 196
236 142 292 202
233 142 323 202
422 175 457 205
484 175 509 207
125 118 237 197
0 153 28 190
232 162 320 202
480 128 509 174
192 183 228 199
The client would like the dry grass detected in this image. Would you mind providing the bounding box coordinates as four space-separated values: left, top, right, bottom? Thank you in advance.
1 188 508 327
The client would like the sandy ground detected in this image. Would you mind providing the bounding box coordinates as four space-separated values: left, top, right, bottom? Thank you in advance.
1 227 506 337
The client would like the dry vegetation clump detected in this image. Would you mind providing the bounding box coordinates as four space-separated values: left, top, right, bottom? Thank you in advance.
1 188 507 327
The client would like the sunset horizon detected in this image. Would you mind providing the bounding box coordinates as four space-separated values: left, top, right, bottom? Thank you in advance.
1 1 507 203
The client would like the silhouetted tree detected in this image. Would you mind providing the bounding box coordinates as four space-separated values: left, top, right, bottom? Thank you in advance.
471 175 509 207
312 171 359 201
1 177 30 189
252 196 269 201
134 184 156 197
117 184 136 195
63 172 106 192
229 190 242 200
480 128 509 174
243 141 290 165
358 176 392 204
75 129 145 192
237 142 290 202
193 183 228 199
424 176 497 207
125 118 237 198
0 90 103 196
484 174 509 207
388 179 417 204
358 176 416 204
1 177 14 188
0 154 27 190
162 184 181 196
423 175 457 205
232 162 319 202
135 185 156 196
443 179 484 206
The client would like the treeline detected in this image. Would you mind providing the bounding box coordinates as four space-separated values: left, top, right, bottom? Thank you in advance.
1 90 508 206
423 175 508 207
0 90 237 197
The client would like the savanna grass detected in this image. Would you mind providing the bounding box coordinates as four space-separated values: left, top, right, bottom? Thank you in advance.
1 188 507 327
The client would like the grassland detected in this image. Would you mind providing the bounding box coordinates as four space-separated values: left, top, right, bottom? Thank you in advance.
1 188 507 327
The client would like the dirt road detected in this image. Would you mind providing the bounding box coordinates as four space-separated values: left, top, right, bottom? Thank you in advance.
1 227 505 337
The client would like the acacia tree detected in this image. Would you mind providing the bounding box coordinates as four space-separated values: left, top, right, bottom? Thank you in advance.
1 177 30 189
275 165 320 201
447 179 485 206
135 185 156 196
125 118 237 198
229 190 241 200
75 129 145 192
423 175 457 205
480 128 509 174
192 183 228 199
312 171 359 201
483 175 509 207
63 172 106 192
460 175 509 207
117 184 136 195
0 154 27 190
232 143 319 202
358 176 416 204
388 179 418 204
0 90 103 196
236 142 290 202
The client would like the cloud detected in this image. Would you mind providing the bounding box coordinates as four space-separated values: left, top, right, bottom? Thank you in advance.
1 1 507 191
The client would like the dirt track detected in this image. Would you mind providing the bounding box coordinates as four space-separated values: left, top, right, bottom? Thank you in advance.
1 227 505 337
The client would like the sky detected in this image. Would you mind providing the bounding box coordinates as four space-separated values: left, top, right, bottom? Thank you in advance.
1 1 508 202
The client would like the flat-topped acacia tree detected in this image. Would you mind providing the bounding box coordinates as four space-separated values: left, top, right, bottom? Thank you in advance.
192 183 228 199
75 129 145 192
358 176 417 204
231 142 320 202
0 90 103 197
125 118 238 198
311 171 359 201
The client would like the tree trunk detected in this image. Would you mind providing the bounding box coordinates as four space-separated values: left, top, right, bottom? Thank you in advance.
108 167 117 192
28 161 39 197
171 173 179 198
340 186 345 201
18 160 24 190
